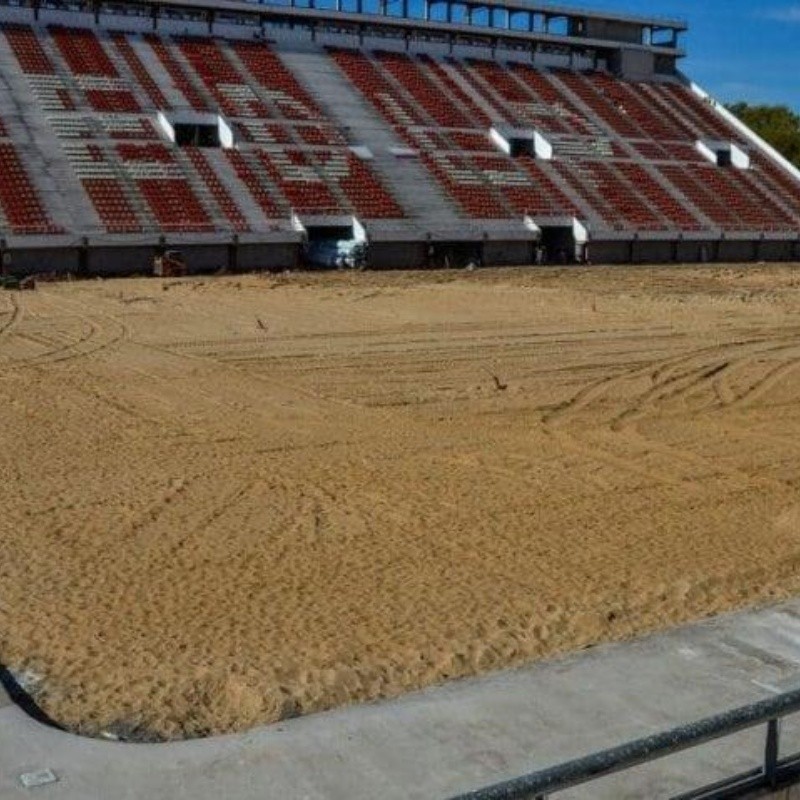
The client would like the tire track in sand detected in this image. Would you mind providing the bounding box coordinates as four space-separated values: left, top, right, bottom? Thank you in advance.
543 333 800 488
4 291 129 369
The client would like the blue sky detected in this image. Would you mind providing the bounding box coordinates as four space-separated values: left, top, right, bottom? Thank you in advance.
565 0 800 111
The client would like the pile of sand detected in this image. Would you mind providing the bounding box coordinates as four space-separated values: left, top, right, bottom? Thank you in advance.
1 265 799 739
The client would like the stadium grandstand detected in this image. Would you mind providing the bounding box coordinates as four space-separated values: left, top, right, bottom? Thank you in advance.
0 0 798 273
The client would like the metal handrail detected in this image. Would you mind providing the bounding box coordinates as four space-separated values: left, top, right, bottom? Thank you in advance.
448 686 800 800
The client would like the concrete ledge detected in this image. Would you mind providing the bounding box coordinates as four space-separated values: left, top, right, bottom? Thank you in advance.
3 600 800 798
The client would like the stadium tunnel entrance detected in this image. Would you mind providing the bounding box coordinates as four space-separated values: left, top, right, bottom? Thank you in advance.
300 216 368 269
538 225 579 265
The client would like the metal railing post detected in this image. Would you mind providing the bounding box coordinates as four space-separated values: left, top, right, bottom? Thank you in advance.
765 718 780 788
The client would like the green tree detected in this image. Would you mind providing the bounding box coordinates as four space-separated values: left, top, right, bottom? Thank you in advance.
726 103 800 167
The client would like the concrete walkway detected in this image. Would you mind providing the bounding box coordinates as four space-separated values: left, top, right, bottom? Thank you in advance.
3 601 800 799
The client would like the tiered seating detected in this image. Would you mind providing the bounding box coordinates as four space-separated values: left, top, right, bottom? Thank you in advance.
656 164 740 229
84 89 139 113
508 63 593 136
660 84 736 141
177 37 270 118
581 160 667 230
5 23 800 238
462 58 591 136
118 143 213 232
448 131 493 152
699 165 796 231
750 154 800 218
614 162 703 229
328 47 424 128
0 141 60 234
225 149 283 218
297 124 346 146
183 147 250 232
374 50 473 128
553 70 643 139
462 58 533 124
3 24 55 74
83 178 141 233
143 33 208 111
579 72 689 141
515 158 580 218
97 114 159 140
550 160 620 228
421 153 512 218
50 25 116 76
50 26 141 113
137 179 213 232
233 41 321 121
319 151 404 218
416 55 492 128
236 120 294 145
473 155 578 218
3 25 76 110
257 148 342 214
62 141 141 233
108 32 169 110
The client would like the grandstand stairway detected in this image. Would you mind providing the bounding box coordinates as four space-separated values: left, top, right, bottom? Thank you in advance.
202 147 272 232
0 30 97 233
127 35 184 110
278 43 467 236
100 33 158 113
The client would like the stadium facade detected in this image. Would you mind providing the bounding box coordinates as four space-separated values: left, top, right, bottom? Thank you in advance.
0 0 798 273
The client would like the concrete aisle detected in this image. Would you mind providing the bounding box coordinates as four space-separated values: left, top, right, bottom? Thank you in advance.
3 600 800 799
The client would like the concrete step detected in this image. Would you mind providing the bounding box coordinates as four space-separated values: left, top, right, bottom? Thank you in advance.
204 148 272 232
96 30 154 112
128 34 189 110
441 61 506 124
277 44 461 224
0 31 101 234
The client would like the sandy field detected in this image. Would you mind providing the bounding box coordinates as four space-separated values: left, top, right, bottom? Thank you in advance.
1 264 800 740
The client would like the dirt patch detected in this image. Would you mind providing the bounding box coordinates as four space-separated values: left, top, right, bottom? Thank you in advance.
1 264 800 739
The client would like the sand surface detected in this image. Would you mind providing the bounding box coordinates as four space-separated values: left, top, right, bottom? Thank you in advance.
1 265 800 740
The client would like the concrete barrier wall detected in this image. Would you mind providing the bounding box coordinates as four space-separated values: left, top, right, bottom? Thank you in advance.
484 240 534 266
238 243 299 272
6 248 80 275
4 237 799 277
88 246 155 276
368 242 426 269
